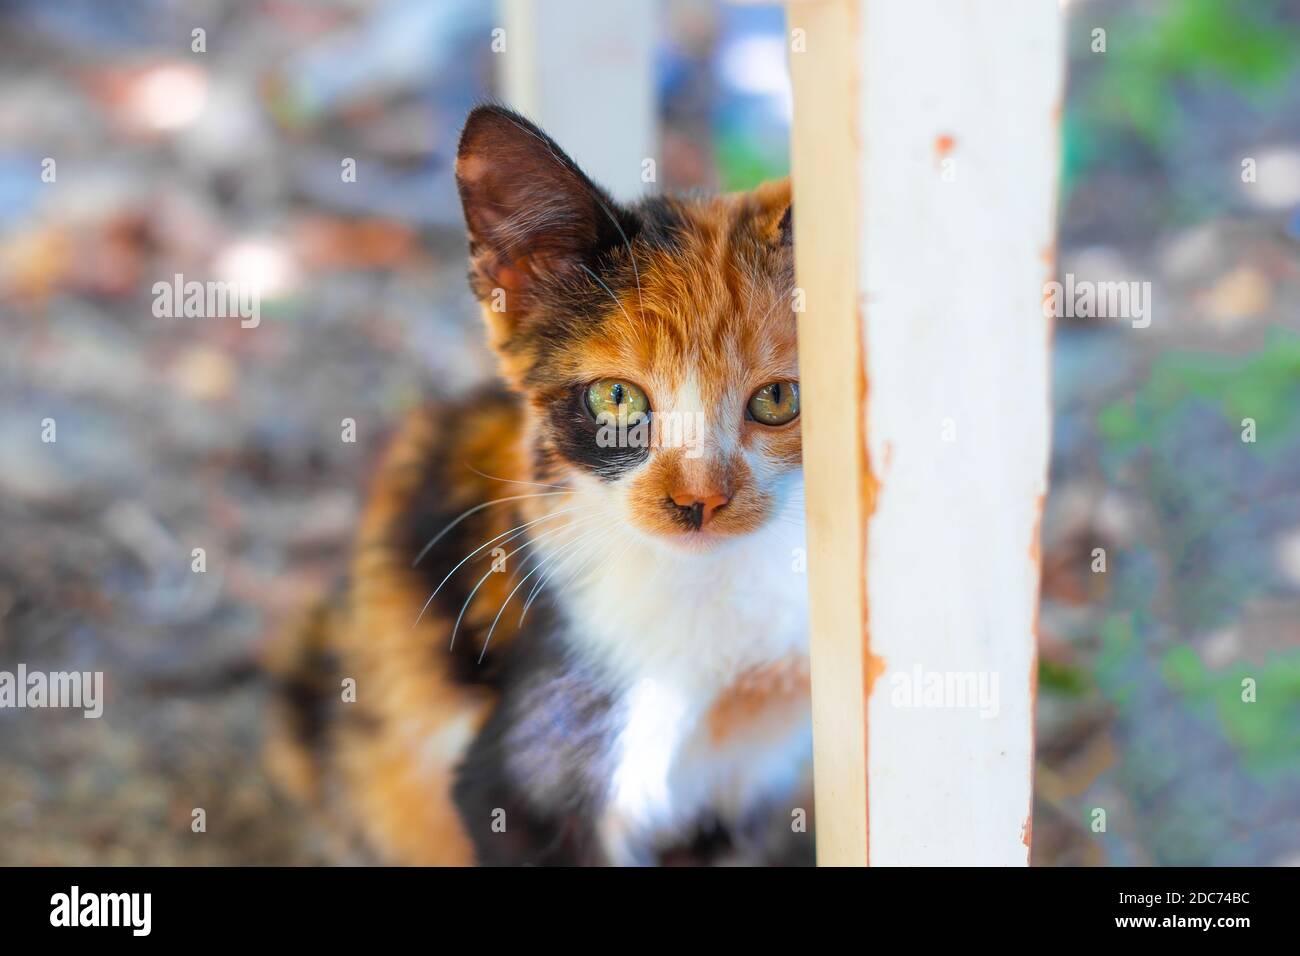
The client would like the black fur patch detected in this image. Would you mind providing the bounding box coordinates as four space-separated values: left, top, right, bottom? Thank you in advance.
628 195 689 253
542 384 650 482
396 386 529 686
453 629 617 865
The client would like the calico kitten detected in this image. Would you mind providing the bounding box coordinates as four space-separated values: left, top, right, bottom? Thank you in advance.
267 105 812 866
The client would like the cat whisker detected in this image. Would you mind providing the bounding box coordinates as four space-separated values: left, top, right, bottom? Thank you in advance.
413 504 587 628
463 463 570 491
541 527 639 622
586 195 644 317
754 281 799 327
519 533 624 639
412 491 573 567
524 522 628 622
446 510 608 650
519 517 620 622
740 257 763 325
478 519 615 662
578 263 636 326
497 509 606 596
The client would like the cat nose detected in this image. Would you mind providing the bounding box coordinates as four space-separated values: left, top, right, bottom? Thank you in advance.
669 491 731 530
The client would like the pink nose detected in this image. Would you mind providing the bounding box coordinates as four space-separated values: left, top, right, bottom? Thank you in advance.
670 491 731 529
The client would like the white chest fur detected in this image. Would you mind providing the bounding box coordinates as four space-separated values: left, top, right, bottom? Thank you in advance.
539 474 811 861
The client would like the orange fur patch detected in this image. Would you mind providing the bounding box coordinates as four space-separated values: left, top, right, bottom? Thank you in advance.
707 657 811 747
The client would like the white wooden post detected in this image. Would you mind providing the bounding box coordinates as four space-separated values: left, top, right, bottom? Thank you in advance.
788 0 1062 865
499 0 658 201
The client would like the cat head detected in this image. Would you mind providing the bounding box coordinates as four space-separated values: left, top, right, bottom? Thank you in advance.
455 105 800 553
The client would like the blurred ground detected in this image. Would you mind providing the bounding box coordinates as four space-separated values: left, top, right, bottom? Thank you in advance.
1 0 1298 864
1035 0 1300 864
0 0 498 864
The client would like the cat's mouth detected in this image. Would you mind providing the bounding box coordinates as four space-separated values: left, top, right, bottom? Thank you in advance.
654 527 733 554
619 480 774 554
638 499 770 554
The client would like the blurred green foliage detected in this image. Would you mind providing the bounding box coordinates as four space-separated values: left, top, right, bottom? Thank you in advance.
1063 0 1300 197
1095 329 1300 636
1039 658 1093 696
1162 644 1300 778
1095 0 1296 140
1099 327 1300 460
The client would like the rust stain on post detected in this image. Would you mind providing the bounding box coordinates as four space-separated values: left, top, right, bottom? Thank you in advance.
1039 242 1056 271
1028 492 1045 565
863 651 887 695
858 295 877 864
1026 492 1046 862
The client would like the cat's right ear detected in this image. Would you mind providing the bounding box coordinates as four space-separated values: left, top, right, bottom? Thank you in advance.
455 105 632 330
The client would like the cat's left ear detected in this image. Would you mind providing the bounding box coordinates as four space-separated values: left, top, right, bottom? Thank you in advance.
455 105 636 328
751 177 792 246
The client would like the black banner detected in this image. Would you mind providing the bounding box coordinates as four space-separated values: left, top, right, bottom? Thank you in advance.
0 866 1280 942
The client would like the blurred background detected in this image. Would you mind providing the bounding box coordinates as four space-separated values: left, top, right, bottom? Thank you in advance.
0 0 1297 865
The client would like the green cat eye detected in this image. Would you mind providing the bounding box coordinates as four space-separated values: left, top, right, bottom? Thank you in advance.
748 381 800 426
585 378 650 421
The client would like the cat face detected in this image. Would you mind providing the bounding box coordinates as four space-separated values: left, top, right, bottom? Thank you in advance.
456 106 800 553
